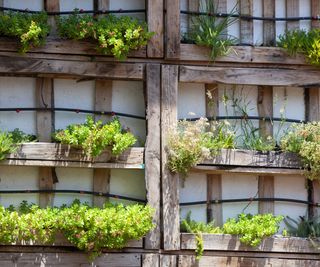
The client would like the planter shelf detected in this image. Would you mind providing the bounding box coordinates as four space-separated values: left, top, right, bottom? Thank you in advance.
1 143 144 169
192 148 303 175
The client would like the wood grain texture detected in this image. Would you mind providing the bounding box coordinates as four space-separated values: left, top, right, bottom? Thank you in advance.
44 0 60 35
179 65 320 87
160 255 177 267
93 169 110 207
263 0 275 46
161 65 180 250
188 0 199 35
240 0 253 45
95 0 110 10
286 0 300 31
258 86 273 139
165 0 180 59
0 56 144 80
147 0 164 58
312 0 320 28
258 176 274 214
207 174 222 226
142 254 160 267
145 64 161 249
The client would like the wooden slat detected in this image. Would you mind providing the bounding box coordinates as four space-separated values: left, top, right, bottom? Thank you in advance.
142 254 160 267
145 64 161 249
178 255 320 267
94 0 110 10
0 56 144 80
93 169 110 207
312 0 320 28
258 176 274 214
188 0 199 35
181 233 319 253
240 0 253 45
179 65 320 87
44 0 60 35
207 174 222 226
147 0 164 58
165 0 180 59
263 0 275 46
160 255 177 267
161 65 180 250
286 0 300 31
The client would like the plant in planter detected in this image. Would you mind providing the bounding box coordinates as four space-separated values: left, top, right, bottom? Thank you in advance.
0 12 49 53
57 10 154 60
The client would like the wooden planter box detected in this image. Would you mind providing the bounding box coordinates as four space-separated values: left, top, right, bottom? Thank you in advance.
1 143 144 169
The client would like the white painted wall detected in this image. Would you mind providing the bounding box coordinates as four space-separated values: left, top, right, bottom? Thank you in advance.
59 0 93 12
3 0 43 11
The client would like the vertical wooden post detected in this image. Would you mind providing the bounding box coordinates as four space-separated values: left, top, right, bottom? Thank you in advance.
187 0 199 35
312 0 320 29
263 0 275 46
161 65 180 250
257 86 274 214
147 0 164 58
160 255 177 267
36 78 54 208
143 254 160 267
205 84 222 225
94 0 109 11
145 64 161 250
286 0 299 31
44 0 60 35
240 0 253 45
165 0 180 59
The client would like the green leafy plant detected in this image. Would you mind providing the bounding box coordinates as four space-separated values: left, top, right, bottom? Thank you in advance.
0 12 49 53
0 128 36 160
167 118 235 177
281 122 320 180
0 200 154 260
278 29 320 66
53 116 136 158
284 216 320 238
188 0 238 60
57 11 154 60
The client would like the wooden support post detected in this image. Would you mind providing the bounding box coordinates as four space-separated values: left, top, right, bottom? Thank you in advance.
94 0 109 11
263 0 275 46
312 0 320 29
147 0 164 58
36 78 54 208
286 0 299 31
258 86 274 214
161 65 180 250
240 0 253 45
142 254 160 267
145 64 161 249
160 255 177 267
165 0 180 59
187 0 199 35
44 0 59 35
205 84 222 225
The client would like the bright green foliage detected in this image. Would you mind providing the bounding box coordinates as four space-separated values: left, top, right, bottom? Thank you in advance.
0 201 154 260
0 12 49 53
223 214 283 247
57 11 154 60
284 216 320 238
281 122 320 180
167 118 235 177
181 211 222 234
278 29 320 66
0 129 36 160
188 0 238 60
53 116 136 158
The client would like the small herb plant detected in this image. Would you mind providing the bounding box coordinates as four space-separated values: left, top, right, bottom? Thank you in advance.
0 200 154 260
57 11 154 60
281 122 320 180
53 116 136 158
0 12 49 53
0 129 36 160
167 118 235 177
278 29 320 66
188 0 238 60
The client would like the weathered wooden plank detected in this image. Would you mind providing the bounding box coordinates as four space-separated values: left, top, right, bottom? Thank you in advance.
0 56 144 80
181 233 319 253
161 65 180 250
178 255 320 267
240 0 253 45
258 176 274 214
286 0 300 31
165 0 180 59
147 0 164 58
312 0 320 29
44 0 59 35
93 169 110 207
263 0 275 46
207 174 222 226
142 254 160 267
0 252 141 267
188 0 199 35
145 64 161 249
94 0 110 11
179 65 320 87
160 255 177 267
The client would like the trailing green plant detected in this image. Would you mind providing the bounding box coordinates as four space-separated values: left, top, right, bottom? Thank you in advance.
167 118 235 177
281 122 320 180
278 29 320 66
0 128 36 160
0 11 49 53
188 0 238 60
53 116 136 158
0 200 154 260
57 10 154 60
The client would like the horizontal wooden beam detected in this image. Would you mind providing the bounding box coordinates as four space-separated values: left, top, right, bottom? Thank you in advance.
180 65 320 87
0 56 144 80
